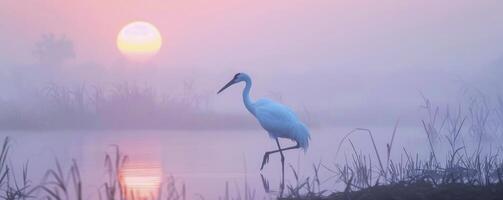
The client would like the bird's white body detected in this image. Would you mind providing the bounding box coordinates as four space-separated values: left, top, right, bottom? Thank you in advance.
250 98 310 150
218 72 310 187
221 73 310 151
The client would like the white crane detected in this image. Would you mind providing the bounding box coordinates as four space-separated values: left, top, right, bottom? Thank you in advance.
217 73 310 183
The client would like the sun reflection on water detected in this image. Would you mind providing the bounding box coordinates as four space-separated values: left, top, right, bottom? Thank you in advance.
120 162 163 199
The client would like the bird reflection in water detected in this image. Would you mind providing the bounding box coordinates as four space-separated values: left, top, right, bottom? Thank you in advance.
260 173 285 197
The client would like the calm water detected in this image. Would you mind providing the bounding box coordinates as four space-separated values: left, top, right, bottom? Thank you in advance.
1 127 428 198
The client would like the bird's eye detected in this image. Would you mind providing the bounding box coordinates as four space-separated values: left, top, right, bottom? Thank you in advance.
234 73 241 79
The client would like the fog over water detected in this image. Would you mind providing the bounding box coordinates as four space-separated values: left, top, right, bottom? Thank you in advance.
4 127 429 198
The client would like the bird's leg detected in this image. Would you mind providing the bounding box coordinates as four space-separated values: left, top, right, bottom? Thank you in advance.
275 138 285 197
260 142 301 170
260 152 271 170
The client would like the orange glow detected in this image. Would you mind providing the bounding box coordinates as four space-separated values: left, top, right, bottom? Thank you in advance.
117 21 162 62
120 163 162 199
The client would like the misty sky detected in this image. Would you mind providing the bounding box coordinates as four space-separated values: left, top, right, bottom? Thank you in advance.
1 0 503 127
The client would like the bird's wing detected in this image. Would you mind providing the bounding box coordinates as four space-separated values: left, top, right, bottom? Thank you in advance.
253 98 299 137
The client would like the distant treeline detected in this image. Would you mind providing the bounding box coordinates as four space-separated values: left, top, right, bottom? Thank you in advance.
0 82 258 130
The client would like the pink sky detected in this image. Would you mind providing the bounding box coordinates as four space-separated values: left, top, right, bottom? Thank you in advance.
2 0 502 66
1 0 503 123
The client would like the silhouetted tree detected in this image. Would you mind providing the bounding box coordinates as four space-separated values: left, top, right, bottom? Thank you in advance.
33 34 75 66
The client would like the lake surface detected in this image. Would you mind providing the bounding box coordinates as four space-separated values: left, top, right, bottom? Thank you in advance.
1 127 431 199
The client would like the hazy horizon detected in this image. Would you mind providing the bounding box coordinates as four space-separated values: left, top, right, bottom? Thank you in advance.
1 0 503 129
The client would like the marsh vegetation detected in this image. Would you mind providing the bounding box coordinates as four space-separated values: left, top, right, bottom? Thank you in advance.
1 94 503 199
0 82 258 130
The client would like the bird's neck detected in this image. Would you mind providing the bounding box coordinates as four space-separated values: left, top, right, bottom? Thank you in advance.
242 77 254 114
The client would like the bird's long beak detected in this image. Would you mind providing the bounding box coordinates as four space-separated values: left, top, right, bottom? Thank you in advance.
217 79 235 94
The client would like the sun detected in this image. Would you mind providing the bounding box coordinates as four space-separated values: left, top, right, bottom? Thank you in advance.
117 21 162 62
